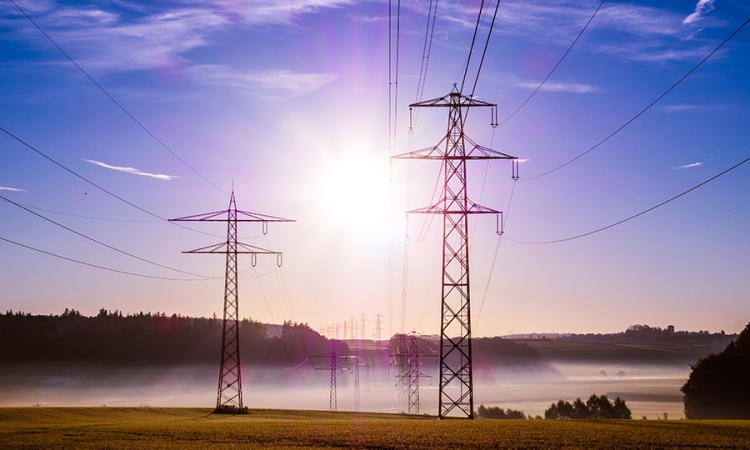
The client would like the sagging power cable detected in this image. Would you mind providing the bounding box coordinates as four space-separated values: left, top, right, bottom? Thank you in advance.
496 0 606 127
8 0 230 199
522 16 750 182
507 153 750 245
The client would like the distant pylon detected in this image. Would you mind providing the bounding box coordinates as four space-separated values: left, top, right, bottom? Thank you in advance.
330 347 338 411
391 333 410 407
393 86 518 419
314 345 341 411
171 191 293 414
374 314 384 342
354 351 361 411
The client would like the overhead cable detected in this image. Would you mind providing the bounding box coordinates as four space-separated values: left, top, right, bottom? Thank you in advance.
0 236 207 281
8 0 229 198
474 178 517 333
17 203 159 223
460 0 487 93
522 16 750 182
1 195 214 278
469 0 502 97
496 0 606 127
415 0 439 105
507 153 750 245
0 125 222 239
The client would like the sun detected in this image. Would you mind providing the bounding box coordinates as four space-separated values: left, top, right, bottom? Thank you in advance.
312 152 397 239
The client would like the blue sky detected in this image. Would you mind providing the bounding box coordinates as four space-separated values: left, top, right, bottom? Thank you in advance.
1 0 749 337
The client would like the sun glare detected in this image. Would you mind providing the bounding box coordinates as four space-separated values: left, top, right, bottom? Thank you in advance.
313 153 398 239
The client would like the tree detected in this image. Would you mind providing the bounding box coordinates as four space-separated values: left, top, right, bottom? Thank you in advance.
681 322 750 419
477 405 526 419
544 395 631 419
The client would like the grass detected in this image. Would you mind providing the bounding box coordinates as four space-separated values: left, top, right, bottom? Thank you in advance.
1 407 750 449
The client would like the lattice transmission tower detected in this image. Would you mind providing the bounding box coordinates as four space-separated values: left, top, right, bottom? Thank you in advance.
393 86 518 419
315 346 341 411
391 332 430 415
171 191 292 413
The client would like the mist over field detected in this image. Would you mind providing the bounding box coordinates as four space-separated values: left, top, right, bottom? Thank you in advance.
0 361 690 419
0 312 733 418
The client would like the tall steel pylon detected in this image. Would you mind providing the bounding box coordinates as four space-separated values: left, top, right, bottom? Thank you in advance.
393 86 518 419
315 346 340 411
392 332 430 415
406 333 421 415
170 191 292 413
353 351 361 411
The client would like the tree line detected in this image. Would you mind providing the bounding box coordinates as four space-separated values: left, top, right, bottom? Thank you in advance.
681 322 750 419
0 309 332 367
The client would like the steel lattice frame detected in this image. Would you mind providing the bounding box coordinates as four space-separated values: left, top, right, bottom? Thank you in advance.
330 347 338 411
217 201 242 410
406 334 420 415
393 87 517 419
170 191 292 413
354 352 361 412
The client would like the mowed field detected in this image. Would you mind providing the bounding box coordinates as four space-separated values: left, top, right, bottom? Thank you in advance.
1 408 750 449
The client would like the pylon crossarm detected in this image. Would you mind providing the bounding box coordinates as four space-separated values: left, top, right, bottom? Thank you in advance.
409 91 496 109
169 209 230 222
392 136 448 160
170 209 293 223
182 241 277 254
406 201 500 215
464 142 517 160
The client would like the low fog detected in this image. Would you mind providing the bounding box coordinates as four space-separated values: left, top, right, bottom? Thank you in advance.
0 361 688 419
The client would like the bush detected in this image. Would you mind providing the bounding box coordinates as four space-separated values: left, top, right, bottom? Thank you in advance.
477 404 526 419
681 322 750 419
544 394 631 419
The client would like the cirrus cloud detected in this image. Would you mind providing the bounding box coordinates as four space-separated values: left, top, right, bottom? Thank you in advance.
83 159 179 180
673 162 703 170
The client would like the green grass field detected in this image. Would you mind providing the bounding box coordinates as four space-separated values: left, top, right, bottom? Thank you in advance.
1 407 749 449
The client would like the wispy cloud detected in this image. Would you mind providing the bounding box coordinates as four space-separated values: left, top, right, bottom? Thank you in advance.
673 162 703 170
659 103 731 113
515 80 599 94
83 159 179 180
0 186 27 192
661 104 700 113
684 0 715 25
437 2 726 63
9 0 352 72
191 66 337 99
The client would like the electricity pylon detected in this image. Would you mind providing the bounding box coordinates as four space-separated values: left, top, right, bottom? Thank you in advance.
392 332 430 415
315 346 341 411
170 191 292 413
406 333 426 415
353 351 361 411
393 86 518 419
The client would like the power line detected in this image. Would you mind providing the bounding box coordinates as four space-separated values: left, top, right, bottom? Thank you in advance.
522 15 750 182
8 0 229 199
251 265 326 394
496 0 606 127
414 0 440 111
468 0 502 97
0 124 222 239
16 203 159 223
460 0 486 93
474 179 517 334
388 0 403 340
1 194 213 279
507 153 750 245
0 236 206 281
